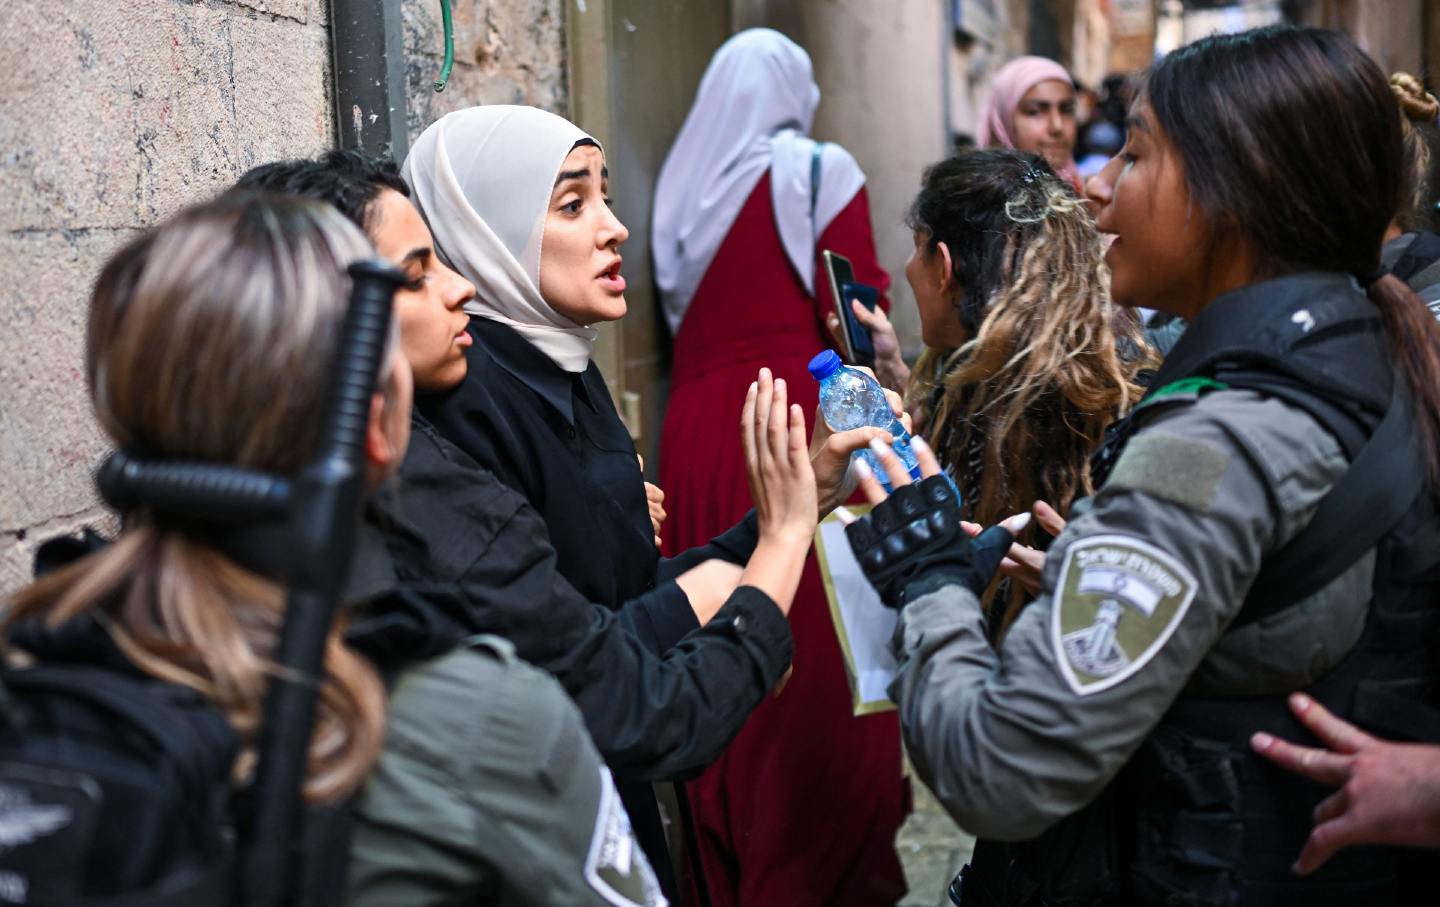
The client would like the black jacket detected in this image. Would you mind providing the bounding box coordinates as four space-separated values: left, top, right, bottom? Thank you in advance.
347 413 794 778
346 413 793 899
418 317 761 619
415 318 782 900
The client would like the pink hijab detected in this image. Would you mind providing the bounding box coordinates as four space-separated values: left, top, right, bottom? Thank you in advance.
976 56 1082 191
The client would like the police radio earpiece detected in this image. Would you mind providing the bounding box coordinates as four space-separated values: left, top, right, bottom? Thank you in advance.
94 259 405 907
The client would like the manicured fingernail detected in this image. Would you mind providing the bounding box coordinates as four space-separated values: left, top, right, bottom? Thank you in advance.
749 382 757 394
1291 693 1312 712
760 367 771 380
1251 732 1274 751
834 506 857 525
868 438 891 458
913 435 931 453
1001 512 1032 533
853 458 873 479
775 378 786 393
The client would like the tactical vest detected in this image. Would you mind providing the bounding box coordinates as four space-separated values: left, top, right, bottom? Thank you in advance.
960 272 1440 907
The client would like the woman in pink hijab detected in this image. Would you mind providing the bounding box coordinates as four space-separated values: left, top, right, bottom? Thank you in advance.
977 56 1083 191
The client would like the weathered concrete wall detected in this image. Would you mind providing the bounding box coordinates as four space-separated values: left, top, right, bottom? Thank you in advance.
0 0 335 593
0 0 568 594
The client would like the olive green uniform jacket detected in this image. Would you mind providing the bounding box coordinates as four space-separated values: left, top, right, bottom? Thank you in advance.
890 387 1362 840
346 635 667 907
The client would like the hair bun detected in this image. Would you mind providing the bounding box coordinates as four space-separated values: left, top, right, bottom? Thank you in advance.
1391 72 1440 123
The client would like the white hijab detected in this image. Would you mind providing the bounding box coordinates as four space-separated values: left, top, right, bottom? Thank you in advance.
652 28 867 334
403 105 599 373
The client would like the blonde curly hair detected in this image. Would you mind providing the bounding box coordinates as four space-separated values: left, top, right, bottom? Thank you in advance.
905 150 1153 631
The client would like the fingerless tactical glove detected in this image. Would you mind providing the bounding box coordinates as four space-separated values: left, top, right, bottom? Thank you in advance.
844 475 1013 607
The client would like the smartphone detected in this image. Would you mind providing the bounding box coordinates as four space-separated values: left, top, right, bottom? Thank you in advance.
821 250 878 366
840 283 879 363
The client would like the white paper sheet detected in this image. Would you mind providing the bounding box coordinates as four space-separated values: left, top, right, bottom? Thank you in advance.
815 511 897 714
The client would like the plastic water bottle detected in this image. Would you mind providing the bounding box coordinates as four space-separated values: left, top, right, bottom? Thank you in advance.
808 349 922 491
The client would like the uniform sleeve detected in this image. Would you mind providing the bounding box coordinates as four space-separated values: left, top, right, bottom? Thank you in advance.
460 503 793 780
889 391 1352 841
346 646 666 907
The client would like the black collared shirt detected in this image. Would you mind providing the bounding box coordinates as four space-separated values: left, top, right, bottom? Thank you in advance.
418 316 761 643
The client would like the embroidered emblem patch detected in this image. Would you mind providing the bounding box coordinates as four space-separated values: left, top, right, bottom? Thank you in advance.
585 768 667 907
1051 535 1198 696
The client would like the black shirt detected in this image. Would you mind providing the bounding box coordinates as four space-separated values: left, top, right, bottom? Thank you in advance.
346 412 792 899
418 316 762 633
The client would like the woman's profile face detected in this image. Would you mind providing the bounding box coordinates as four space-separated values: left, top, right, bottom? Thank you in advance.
539 143 630 326
1088 101 1210 314
1012 79 1077 174
905 231 968 349
369 188 475 393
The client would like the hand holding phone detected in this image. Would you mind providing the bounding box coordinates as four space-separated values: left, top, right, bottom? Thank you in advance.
821 250 879 366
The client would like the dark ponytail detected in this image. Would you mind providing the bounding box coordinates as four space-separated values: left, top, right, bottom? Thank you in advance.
1147 26 1440 493
1368 273 1440 485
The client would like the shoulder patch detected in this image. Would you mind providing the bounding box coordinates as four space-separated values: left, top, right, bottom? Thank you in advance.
1051 535 1198 696
585 769 667 907
1106 432 1229 513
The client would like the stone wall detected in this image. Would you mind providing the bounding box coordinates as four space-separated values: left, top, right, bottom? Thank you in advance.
0 0 334 592
0 0 567 593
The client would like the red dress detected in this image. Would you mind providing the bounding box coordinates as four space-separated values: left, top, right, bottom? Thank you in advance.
659 172 909 906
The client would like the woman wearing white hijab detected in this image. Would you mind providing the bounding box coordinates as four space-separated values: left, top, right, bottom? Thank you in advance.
402 103 885 903
653 30 908 907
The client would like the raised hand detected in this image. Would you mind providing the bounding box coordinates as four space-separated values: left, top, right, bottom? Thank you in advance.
961 500 1066 595
824 299 910 391
734 368 819 618
742 368 819 545
1251 693 1440 873
850 433 942 503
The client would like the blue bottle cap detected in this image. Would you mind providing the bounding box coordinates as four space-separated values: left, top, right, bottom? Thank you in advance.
807 349 843 380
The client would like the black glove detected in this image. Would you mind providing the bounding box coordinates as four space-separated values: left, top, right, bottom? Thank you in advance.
844 475 1013 608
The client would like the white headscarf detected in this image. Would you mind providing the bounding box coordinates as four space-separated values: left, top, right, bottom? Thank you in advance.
403 105 599 373
652 28 867 334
